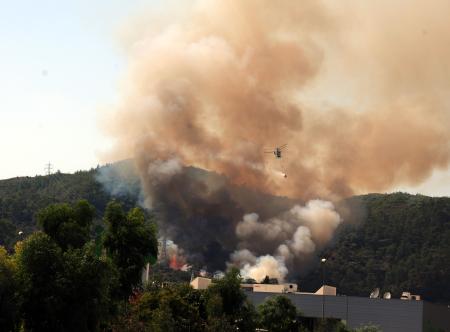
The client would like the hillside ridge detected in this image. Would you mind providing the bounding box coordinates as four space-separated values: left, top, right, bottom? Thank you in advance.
0 165 449 303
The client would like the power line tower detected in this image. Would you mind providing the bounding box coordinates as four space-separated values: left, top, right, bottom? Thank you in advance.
44 162 53 175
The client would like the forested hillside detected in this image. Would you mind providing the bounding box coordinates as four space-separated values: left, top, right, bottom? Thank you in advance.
302 193 450 303
0 167 449 303
0 164 140 250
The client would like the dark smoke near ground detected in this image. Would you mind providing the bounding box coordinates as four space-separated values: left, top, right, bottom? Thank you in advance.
98 0 450 279
98 160 297 271
97 161 357 278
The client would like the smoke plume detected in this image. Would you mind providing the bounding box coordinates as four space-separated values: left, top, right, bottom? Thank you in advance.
105 0 450 200
164 240 190 271
99 0 450 277
230 200 341 281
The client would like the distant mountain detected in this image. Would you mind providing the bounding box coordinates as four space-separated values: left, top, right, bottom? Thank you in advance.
0 163 449 303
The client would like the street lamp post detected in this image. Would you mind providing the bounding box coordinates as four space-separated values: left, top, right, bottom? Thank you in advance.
321 258 327 321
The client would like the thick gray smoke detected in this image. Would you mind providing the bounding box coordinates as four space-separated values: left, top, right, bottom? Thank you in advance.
230 200 342 281
130 157 298 271
98 0 450 278
97 160 343 278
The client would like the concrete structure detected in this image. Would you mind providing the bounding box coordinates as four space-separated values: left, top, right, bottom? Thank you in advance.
190 276 212 290
192 278 298 293
252 283 298 293
401 291 421 301
314 285 336 296
247 292 450 332
189 277 449 331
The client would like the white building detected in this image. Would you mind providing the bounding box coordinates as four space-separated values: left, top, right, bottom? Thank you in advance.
190 277 212 290
252 283 298 293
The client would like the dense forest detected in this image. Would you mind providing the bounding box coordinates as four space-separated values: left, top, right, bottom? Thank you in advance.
0 166 449 304
0 163 140 250
302 193 450 303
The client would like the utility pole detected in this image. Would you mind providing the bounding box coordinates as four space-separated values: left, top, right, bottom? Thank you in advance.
321 257 327 321
44 162 53 175
145 263 150 283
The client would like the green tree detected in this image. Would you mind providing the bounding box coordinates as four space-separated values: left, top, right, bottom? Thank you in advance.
146 285 205 332
314 318 351 332
112 284 207 332
206 316 234 332
15 232 64 332
353 324 382 332
37 200 94 250
56 244 118 331
0 246 20 332
0 219 18 252
206 268 257 331
261 275 279 284
258 295 300 332
103 201 158 298
16 201 118 332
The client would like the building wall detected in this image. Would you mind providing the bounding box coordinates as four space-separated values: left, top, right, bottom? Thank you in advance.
423 302 450 332
315 285 337 296
252 283 297 293
190 277 211 290
248 292 426 332
347 296 423 332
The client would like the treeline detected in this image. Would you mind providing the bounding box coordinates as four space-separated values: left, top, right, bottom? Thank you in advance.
0 164 140 251
0 170 111 233
0 200 156 332
0 200 381 332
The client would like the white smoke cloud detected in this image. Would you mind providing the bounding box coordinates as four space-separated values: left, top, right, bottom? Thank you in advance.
95 161 142 197
236 213 292 243
276 244 293 262
239 253 288 282
235 199 341 250
290 200 342 245
148 158 182 178
230 248 257 267
230 199 342 280
165 239 184 258
289 226 316 255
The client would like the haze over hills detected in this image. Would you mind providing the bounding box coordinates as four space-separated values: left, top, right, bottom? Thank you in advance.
0 162 449 303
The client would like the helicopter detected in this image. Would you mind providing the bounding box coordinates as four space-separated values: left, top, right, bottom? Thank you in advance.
264 144 288 177
264 144 287 159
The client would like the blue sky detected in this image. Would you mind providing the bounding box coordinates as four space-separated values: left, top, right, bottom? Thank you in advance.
0 1 449 196
0 0 151 179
